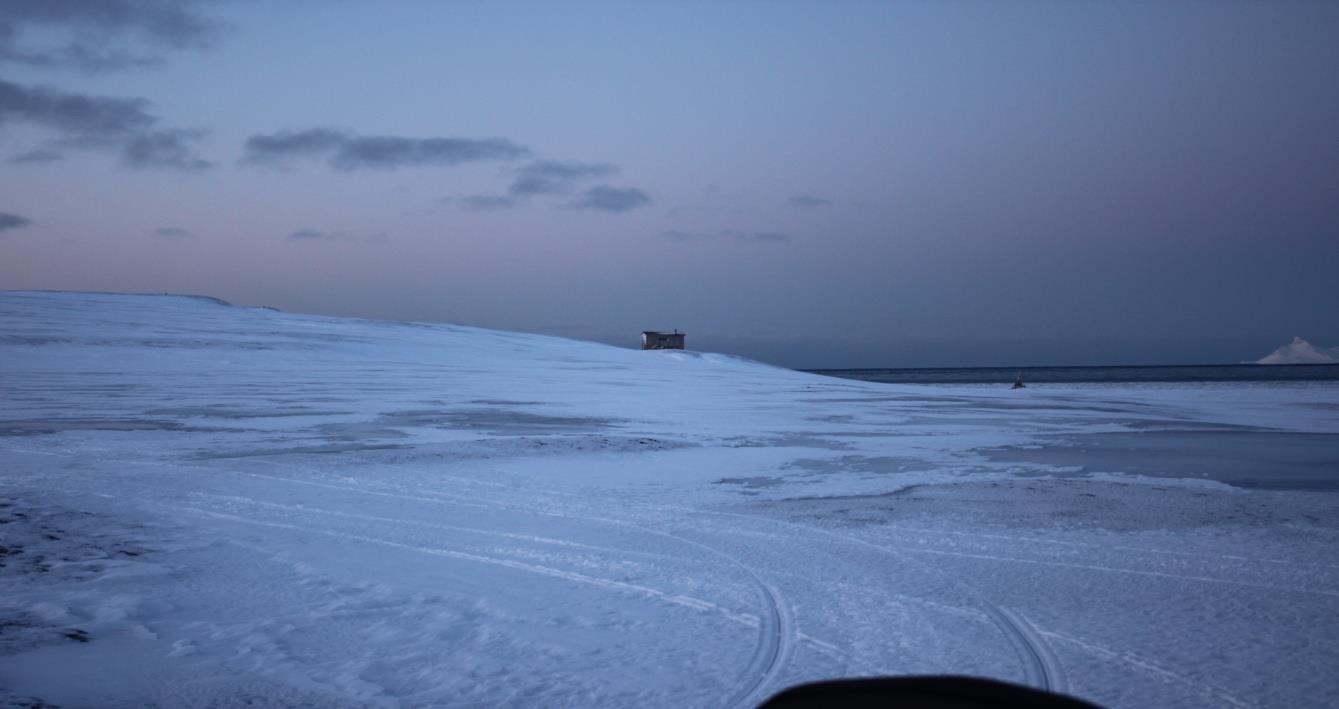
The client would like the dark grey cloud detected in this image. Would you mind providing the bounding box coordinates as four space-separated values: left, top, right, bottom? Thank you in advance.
243 128 531 171
334 136 528 170
0 78 155 138
8 148 63 164
0 78 210 170
509 160 617 196
0 0 225 73
568 185 651 213
242 128 345 162
0 211 31 234
151 226 192 240
787 195 831 208
659 229 791 244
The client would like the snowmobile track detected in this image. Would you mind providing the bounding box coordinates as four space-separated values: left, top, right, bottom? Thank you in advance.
698 514 1069 694
982 605 1065 693
725 582 794 709
196 471 803 707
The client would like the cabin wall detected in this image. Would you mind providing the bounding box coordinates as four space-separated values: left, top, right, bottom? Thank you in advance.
640 333 686 350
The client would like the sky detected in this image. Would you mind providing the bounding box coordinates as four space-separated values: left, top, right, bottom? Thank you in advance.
1 0 1337 368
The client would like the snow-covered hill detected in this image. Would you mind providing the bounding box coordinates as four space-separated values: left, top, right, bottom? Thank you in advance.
1258 336 1339 364
2 291 1338 708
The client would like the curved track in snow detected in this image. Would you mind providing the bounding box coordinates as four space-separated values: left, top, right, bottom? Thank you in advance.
179 472 802 707
335 472 1073 694
216 465 1057 696
724 582 794 709
782 523 1067 693
674 507 1070 694
981 605 1065 693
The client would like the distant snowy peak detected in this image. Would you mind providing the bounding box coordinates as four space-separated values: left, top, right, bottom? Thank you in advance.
1257 336 1339 364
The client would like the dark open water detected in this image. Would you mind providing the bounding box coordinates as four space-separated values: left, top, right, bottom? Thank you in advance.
806 363 1339 385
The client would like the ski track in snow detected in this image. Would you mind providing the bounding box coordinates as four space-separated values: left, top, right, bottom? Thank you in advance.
174 506 765 631
1042 631 1254 708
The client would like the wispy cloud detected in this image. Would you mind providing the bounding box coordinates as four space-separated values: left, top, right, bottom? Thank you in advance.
568 185 651 213
787 195 831 208
440 195 520 212
0 78 212 170
288 228 351 241
243 128 530 171
509 160 617 196
286 228 387 244
8 148 63 164
0 211 31 234
0 0 227 74
659 229 791 244
124 129 211 171
442 160 635 212
151 226 193 240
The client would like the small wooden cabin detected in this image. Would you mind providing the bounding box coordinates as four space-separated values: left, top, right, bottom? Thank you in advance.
641 330 686 350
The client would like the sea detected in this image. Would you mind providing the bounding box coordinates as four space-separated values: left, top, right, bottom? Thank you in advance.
806 363 1339 385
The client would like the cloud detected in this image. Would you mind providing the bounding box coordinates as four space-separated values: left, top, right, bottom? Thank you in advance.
0 78 210 170
508 160 617 196
242 128 344 162
123 128 211 170
441 195 520 212
787 195 831 208
288 228 350 241
151 226 192 240
0 211 31 234
0 0 226 73
243 128 530 171
658 229 791 244
8 148 63 164
0 78 155 138
568 185 651 213
440 160 625 211
287 228 387 244
335 136 528 170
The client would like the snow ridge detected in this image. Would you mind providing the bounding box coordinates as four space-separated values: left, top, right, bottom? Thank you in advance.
1257 336 1339 364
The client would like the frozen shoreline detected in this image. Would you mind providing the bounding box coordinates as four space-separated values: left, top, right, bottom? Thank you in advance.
2 291 1337 708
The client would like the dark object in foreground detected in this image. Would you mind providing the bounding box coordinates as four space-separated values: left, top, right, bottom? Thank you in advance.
758 676 1101 708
